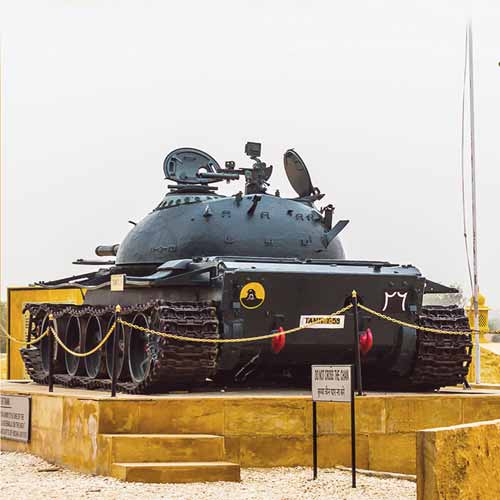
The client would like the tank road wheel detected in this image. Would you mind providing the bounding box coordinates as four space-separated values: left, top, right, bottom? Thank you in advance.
105 316 130 381
64 316 85 377
84 315 107 379
116 303 220 394
20 301 220 394
127 313 152 385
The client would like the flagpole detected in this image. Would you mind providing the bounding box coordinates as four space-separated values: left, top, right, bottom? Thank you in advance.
468 21 480 384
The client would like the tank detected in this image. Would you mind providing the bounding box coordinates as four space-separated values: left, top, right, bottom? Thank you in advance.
20 142 472 393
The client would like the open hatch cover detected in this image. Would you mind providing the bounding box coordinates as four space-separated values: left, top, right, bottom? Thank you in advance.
283 149 315 197
163 148 221 184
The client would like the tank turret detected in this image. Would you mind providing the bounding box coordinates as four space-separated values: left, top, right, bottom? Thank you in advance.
115 142 348 266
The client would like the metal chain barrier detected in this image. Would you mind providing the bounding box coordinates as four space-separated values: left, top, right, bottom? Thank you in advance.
50 320 116 358
1 327 50 346
357 303 500 336
0 305 353 356
117 303 355 344
5 298 500 357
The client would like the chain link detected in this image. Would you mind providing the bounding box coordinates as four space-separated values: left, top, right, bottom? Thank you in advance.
117 303 355 343
358 303 482 336
50 322 116 358
1 328 50 346
7 298 500 357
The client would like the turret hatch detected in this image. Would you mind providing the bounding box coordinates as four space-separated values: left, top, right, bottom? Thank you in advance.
163 148 221 184
283 149 315 198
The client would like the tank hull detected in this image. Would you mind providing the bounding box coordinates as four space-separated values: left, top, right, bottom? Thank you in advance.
22 257 472 393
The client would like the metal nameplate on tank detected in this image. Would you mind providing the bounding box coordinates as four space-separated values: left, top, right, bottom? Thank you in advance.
110 274 125 292
299 315 345 329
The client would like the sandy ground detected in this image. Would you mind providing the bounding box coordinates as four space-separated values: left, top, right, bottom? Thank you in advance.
0 451 416 500
481 343 500 355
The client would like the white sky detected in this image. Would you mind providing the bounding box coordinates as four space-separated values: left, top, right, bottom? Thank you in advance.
1 1 499 312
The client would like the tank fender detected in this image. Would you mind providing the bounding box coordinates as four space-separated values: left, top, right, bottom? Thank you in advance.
424 280 459 294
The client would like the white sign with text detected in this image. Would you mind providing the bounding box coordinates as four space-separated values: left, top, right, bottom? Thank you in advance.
311 365 352 403
299 315 345 329
110 274 125 292
0 394 31 442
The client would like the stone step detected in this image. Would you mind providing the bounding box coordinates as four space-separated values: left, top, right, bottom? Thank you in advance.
101 434 224 462
111 461 241 483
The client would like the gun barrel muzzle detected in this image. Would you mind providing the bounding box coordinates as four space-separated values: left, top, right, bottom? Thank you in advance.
95 244 120 257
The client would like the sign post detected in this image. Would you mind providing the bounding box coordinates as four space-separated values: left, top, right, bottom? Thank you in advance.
312 399 318 479
350 379 356 488
311 364 356 487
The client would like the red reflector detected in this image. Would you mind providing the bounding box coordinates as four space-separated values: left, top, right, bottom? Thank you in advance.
271 326 286 354
359 328 373 355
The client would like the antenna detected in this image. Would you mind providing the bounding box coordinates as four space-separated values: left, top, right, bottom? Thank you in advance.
467 21 481 384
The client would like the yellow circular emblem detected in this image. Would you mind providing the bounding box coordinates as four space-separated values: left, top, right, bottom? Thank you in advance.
239 282 266 310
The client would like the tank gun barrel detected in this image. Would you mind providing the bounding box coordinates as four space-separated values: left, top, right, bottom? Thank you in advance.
198 172 241 181
95 244 120 257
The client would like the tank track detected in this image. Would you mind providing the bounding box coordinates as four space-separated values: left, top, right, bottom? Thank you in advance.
20 301 219 394
21 347 49 385
408 305 473 389
20 302 472 393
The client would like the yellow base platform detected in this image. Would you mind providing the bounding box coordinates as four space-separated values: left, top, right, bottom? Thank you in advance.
2 382 500 482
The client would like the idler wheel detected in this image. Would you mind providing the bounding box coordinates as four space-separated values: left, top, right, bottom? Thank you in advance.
39 314 66 375
127 313 152 384
105 316 130 380
64 316 85 376
84 315 107 379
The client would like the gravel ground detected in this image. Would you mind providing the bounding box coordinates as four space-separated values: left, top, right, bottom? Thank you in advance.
0 451 415 500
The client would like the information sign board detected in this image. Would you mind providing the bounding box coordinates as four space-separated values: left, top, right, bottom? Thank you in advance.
312 365 352 402
0 394 31 442
310 364 356 486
